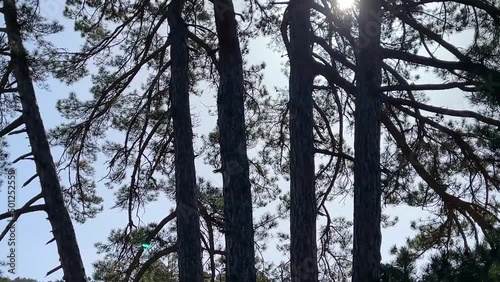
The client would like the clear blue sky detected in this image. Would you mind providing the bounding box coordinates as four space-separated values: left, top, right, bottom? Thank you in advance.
0 0 474 280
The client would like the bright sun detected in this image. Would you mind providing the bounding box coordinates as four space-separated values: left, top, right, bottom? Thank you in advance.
337 0 355 10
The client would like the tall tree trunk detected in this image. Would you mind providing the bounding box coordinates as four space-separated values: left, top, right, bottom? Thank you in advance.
2 0 87 281
352 0 383 280
213 2 256 281
287 0 318 281
167 1 204 281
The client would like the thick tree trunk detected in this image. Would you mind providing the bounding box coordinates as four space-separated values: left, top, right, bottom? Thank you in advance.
352 0 383 280
3 0 87 281
213 2 256 282
167 1 204 281
287 0 318 281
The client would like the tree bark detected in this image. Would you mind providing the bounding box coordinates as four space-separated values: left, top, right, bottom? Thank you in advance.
287 0 318 281
352 0 383 280
2 0 87 281
213 2 257 281
167 1 204 281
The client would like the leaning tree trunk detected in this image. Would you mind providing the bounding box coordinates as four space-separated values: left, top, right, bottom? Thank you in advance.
352 0 383 280
213 1 257 281
166 1 204 281
2 0 87 281
287 0 318 281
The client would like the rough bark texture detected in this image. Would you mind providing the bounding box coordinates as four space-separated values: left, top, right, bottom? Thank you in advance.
167 1 204 281
3 0 87 281
352 0 383 280
214 2 257 281
287 0 318 281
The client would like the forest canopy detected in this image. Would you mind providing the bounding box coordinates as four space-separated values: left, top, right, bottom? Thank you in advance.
0 0 499 281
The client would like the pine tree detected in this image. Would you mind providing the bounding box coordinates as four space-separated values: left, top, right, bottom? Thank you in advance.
167 0 204 280
0 0 86 280
352 0 383 280
212 0 257 280
284 0 318 281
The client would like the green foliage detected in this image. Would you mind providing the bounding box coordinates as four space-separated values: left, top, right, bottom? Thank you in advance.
134 261 177 282
384 234 500 282
0 277 37 282
381 247 417 282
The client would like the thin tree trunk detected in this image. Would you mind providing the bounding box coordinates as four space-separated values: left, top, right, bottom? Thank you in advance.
352 0 383 280
167 0 203 282
287 0 318 281
2 0 87 281
167 1 204 281
213 2 256 281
